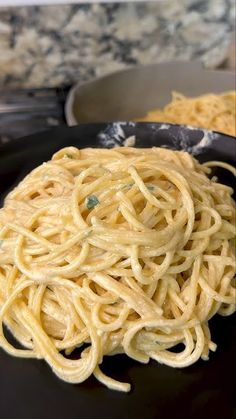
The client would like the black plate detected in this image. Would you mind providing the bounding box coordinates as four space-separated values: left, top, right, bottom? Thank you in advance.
0 123 236 419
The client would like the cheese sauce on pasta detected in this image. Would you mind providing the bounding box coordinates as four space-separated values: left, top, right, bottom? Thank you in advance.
0 146 235 392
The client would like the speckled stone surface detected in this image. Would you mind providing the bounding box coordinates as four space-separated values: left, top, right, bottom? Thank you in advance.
0 0 235 88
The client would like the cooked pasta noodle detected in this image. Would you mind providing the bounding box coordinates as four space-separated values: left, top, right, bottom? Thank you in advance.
0 146 235 392
137 91 236 136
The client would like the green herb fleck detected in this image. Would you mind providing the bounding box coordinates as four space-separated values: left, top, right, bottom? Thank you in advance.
146 184 155 191
86 195 100 209
122 183 155 191
122 183 134 190
64 154 74 159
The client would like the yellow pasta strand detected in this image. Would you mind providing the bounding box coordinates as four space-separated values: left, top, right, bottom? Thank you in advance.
0 146 235 392
137 91 236 136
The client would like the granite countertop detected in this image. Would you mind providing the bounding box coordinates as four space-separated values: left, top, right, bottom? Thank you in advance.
0 0 235 88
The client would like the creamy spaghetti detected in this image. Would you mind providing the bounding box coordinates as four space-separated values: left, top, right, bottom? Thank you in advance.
0 146 235 392
137 91 236 136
